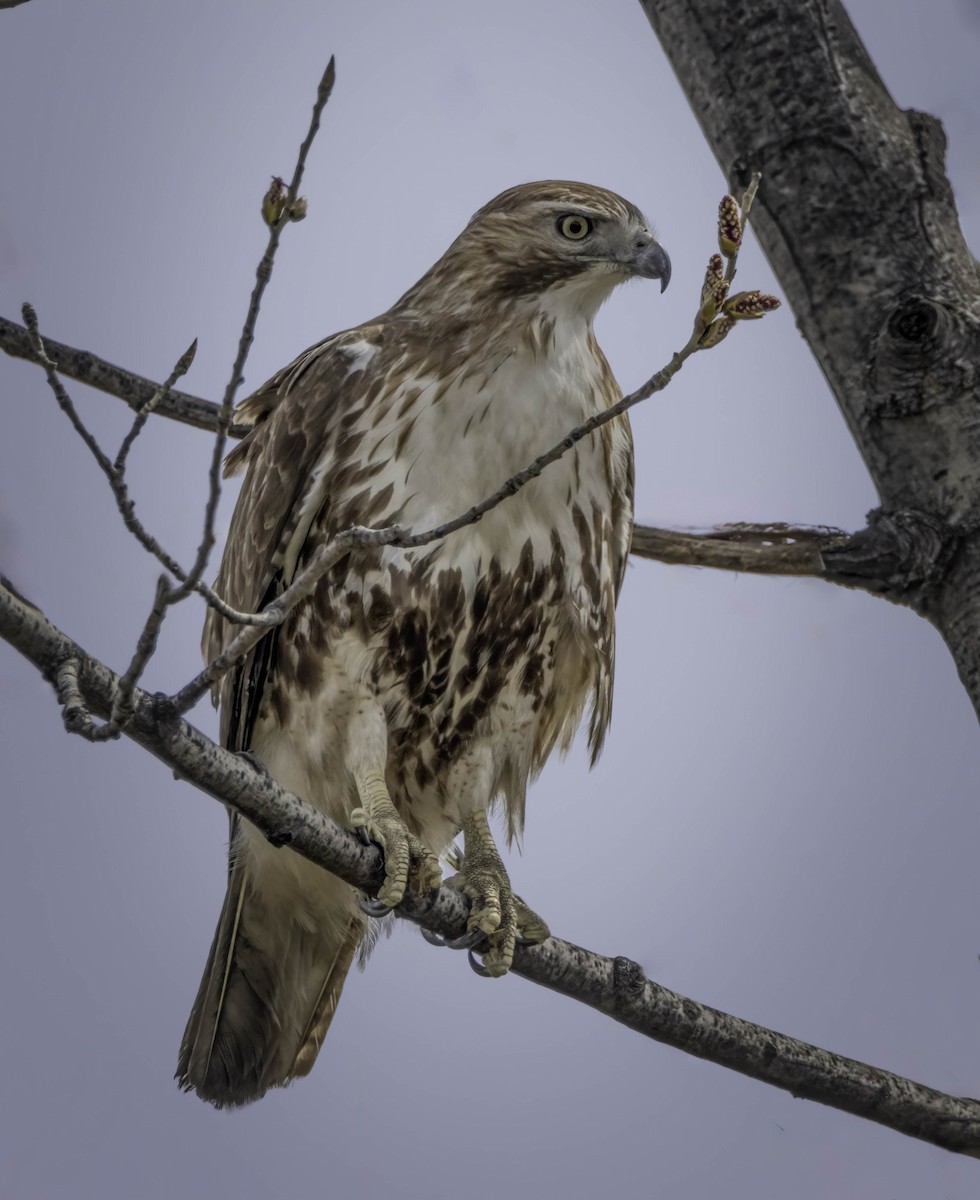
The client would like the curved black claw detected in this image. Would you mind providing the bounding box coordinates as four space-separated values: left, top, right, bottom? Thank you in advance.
354 825 373 847
515 934 542 947
420 926 448 947
468 948 492 978
446 928 488 951
357 894 392 918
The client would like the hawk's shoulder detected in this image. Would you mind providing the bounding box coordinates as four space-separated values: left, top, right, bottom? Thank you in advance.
224 323 385 478
204 321 386 694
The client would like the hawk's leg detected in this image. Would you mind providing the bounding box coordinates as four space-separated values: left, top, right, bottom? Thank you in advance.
350 768 442 908
447 810 550 977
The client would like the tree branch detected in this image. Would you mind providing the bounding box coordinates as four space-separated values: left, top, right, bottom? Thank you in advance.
17 307 270 642
7 56 341 742
0 313 250 437
175 54 336 606
4 309 904 586
2 570 978 1156
630 521 847 576
638 0 980 718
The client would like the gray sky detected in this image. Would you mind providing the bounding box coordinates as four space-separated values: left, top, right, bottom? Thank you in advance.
1 1 978 1197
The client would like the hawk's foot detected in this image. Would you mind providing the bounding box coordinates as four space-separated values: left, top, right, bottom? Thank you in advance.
351 768 442 908
356 894 394 918
512 893 551 946
447 811 550 977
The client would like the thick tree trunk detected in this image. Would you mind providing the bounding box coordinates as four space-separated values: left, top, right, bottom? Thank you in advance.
639 0 980 717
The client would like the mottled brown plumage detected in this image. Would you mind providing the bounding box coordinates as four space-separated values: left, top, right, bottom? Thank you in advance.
177 181 669 1106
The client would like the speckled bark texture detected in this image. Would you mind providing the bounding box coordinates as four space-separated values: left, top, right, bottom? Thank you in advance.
3 574 980 1153
639 0 980 717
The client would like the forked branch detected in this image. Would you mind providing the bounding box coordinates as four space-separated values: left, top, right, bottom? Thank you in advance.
11 56 340 739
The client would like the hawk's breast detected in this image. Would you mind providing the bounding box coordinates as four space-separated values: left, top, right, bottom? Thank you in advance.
272 311 633 843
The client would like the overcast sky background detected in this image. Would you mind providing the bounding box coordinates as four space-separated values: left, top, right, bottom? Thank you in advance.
1 1 979 1197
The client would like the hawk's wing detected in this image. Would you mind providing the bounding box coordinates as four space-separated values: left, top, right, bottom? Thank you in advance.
204 324 384 752
180 327 389 1104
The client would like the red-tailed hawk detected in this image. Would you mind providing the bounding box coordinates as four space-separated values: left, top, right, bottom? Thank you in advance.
177 180 670 1106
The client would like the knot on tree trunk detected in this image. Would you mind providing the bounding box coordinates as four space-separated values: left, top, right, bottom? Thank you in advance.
821 507 958 607
870 294 959 416
613 955 648 1002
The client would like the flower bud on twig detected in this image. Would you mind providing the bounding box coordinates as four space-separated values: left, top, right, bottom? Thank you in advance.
698 315 737 349
699 253 729 324
717 194 742 258
262 177 288 227
723 290 782 320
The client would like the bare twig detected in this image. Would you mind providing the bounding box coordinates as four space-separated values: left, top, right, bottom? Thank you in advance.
22 303 277 732
175 54 337 606
108 574 171 731
2 573 978 1158
171 525 390 711
19 305 262 628
54 575 171 742
22 303 119 481
115 339 197 476
11 56 345 725
22 302 195 579
21 55 340 732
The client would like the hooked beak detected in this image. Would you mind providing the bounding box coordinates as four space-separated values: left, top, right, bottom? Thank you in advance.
632 239 671 292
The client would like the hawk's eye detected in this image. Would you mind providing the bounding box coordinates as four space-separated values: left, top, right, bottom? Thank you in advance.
557 214 593 241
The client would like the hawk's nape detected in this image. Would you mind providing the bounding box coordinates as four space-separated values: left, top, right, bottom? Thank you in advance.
177 181 669 1106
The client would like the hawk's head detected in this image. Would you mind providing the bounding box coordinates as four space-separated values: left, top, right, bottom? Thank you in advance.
397 180 670 325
